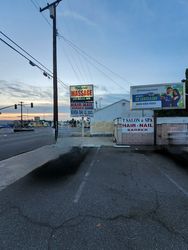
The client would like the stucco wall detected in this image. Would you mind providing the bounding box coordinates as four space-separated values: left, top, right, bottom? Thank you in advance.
90 121 114 135
114 124 154 145
90 100 153 135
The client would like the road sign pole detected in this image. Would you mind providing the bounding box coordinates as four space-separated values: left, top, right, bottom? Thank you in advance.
20 101 23 128
82 117 84 138
154 110 157 146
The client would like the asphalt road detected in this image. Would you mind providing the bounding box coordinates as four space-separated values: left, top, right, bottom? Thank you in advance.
0 147 188 249
0 127 55 160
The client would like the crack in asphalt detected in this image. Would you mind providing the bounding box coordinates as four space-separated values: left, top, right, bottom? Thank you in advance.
0 206 85 250
1 151 188 248
1 201 188 249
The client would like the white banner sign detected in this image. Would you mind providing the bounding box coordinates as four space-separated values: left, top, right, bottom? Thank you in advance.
121 117 154 133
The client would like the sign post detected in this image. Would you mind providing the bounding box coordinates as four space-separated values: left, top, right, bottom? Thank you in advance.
81 117 84 138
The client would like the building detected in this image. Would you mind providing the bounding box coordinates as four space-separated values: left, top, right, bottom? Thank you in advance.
90 99 153 136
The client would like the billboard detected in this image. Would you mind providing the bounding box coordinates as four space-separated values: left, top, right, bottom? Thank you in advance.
130 83 186 110
70 85 94 117
121 117 154 133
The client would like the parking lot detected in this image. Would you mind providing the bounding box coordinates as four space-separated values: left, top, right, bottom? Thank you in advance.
0 146 188 249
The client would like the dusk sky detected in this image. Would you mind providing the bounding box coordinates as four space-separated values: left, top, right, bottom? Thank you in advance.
1 0 188 120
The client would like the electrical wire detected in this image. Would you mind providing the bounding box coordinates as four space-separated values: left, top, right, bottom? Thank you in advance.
29 0 70 90
59 34 132 86
30 0 52 27
62 42 82 83
61 36 129 92
60 2 92 83
0 31 69 90
32 0 131 91
0 37 45 73
31 0 91 85
0 31 52 76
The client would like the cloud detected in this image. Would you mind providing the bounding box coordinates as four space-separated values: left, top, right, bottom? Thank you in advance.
62 11 96 27
0 80 52 102
0 80 71 120
0 79 131 120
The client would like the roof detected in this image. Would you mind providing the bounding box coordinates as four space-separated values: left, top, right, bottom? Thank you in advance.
94 99 130 113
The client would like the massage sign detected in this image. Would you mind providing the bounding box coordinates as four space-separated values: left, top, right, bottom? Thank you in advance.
70 85 94 117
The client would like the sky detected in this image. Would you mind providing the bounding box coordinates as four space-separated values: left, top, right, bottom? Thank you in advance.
1 0 188 120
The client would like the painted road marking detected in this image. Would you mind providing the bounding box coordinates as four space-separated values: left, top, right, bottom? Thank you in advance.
162 172 188 197
144 155 188 197
73 181 86 203
73 147 100 203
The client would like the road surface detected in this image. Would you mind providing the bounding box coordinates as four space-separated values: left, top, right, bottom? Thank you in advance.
0 127 54 160
0 147 188 249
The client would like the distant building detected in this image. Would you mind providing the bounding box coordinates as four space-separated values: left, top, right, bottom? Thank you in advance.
90 99 153 136
34 116 40 122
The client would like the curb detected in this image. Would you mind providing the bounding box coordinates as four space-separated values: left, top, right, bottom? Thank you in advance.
0 144 72 191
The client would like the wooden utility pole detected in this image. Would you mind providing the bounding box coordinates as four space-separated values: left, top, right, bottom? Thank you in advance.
40 0 62 142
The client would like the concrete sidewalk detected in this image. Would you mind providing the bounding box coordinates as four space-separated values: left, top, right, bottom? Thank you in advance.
57 136 114 148
0 136 114 191
0 143 71 191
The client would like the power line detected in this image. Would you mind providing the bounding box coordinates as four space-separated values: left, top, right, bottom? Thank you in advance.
0 31 69 90
30 0 52 27
29 1 70 90
62 42 82 83
59 34 132 86
32 1 131 90
33 0 92 85
0 31 52 76
0 37 45 73
61 1 91 83
61 36 129 92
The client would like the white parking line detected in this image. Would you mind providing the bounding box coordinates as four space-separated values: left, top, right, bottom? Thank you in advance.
73 147 100 203
144 155 188 197
73 180 86 203
162 172 188 197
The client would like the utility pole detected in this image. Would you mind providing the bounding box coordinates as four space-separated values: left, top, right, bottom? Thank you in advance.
40 0 62 142
20 101 23 128
185 68 188 112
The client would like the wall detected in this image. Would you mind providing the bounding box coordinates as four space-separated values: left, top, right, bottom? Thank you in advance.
90 99 153 135
114 117 154 145
156 117 188 145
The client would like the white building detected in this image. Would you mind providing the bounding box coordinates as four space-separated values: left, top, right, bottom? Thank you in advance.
90 99 153 135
